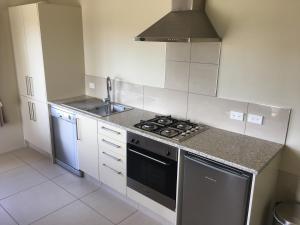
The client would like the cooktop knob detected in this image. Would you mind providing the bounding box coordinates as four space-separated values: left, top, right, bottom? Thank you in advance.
135 140 140 145
166 151 171 156
131 139 135 143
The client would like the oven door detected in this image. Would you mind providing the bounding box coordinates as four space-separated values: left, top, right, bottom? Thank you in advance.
127 144 177 210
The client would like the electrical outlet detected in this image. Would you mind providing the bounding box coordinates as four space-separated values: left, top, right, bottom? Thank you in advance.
247 114 264 125
89 82 96 89
230 111 245 121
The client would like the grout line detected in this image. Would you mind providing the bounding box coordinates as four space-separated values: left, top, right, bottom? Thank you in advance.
28 199 78 225
0 180 49 202
243 103 250 134
0 204 20 225
116 210 138 225
78 198 118 225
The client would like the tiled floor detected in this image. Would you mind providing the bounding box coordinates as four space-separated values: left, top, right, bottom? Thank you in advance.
0 148 169 225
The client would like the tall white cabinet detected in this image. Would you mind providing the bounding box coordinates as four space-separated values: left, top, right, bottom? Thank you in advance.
9 3 85 154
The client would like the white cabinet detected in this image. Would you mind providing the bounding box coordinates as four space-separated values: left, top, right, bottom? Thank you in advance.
9 3 85 154
98 121 127 194
9 6 31 98
20 96 52 153
77 114 99 180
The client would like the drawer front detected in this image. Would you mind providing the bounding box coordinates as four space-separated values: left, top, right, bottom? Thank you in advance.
98 134 126 156
100 150 125 172
98 121 126 143
100 162 126 195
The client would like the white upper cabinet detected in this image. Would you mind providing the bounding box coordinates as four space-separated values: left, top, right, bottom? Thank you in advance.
22 4 47 102
9 6 31 98
9 3 85 103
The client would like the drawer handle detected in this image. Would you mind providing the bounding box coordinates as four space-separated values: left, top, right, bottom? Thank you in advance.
102 163 122 175
102 139 121 149
101 126 121 135
102 152 121 162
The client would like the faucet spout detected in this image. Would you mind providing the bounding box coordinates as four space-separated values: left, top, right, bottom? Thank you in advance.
106 76 112 105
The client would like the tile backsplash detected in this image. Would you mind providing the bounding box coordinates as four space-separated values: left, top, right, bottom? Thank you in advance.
165 42 221 97
86 75 291 145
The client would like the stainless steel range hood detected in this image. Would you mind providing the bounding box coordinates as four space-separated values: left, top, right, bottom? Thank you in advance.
135 0 221 42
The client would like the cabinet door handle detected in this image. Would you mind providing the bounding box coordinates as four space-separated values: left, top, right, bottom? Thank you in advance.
25 76 30 95
101 126 121 135
29 77 34 96
28 101 32 120
31 102 37 122
76 118 80 140
102 152 121 162
102 139 121 149
102 163 122 175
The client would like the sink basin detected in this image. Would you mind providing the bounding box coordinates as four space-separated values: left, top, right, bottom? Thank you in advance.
63 98 133 117
86 103 133 117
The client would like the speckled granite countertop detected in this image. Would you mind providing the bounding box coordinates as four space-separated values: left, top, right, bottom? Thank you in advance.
49 96 283 175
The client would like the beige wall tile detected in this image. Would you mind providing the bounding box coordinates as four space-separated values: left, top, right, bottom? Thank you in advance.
113 80 144 109
165 61 190 92
189 63 219 96
191 42 221 64
187 94 247 134
245 104 291 144
166 43 191 62
85 75 107 99
144 86 188 119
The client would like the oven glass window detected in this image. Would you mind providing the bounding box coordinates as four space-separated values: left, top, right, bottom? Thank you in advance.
127 146 177 200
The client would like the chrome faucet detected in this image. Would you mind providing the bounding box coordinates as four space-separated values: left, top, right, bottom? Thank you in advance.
105 76 112 105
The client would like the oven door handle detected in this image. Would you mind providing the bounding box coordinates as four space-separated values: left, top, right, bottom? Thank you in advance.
128 148 170 166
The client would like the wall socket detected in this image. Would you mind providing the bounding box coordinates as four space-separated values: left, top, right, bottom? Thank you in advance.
247 114 264 125
230 111 245 121
89 82 96 89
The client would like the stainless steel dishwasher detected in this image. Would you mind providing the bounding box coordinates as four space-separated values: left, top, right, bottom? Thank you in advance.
50 106 83 176
180 152 252 225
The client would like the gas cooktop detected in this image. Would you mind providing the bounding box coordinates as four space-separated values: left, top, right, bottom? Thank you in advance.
134 115 209 142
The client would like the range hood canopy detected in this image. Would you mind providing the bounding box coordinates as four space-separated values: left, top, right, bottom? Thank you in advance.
135 0 221 42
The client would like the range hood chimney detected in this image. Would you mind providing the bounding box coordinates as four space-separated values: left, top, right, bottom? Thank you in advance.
135 0 221 42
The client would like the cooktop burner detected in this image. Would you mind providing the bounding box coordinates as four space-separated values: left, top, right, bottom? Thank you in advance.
160 128 180 138
141 122 160 132
134 115 209 142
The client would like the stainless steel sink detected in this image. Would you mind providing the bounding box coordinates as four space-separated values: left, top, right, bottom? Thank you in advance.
86 103 133 117
62 98 133 117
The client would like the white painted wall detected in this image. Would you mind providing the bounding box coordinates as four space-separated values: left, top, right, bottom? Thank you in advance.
80 0 170 88
206 0 300 178
0 1 24 153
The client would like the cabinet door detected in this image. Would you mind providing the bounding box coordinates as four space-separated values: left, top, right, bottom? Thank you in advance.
20 96 33 142
77 114 99 180
30 99 52 154
9 7 30 97
22 4 47 102
20 96 52 154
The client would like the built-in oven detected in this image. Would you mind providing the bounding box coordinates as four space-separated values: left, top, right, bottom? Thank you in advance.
127 132 178 211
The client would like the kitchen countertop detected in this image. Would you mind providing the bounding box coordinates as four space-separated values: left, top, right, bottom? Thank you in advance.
49 96 283 175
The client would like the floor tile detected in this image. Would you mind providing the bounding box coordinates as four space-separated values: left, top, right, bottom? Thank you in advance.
0 165 47 199
30 158 67 179
0 206 17 225
1 181 75 225
31 200 113 225
119 211 169 225
12 148 47 164
0 153 25 174
53 173 100 198
81 188 137 224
